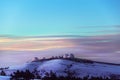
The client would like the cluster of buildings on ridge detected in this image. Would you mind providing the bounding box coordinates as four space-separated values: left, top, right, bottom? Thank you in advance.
33 53 75 62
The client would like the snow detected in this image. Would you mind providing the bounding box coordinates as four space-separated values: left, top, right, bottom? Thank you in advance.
0 76 10 80
37 59 120 77
2 59 120 78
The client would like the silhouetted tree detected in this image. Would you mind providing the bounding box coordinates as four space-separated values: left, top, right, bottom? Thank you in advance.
0 70 6 76
10 69 35 80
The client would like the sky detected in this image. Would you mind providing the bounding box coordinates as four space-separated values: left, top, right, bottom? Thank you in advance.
0 0 120 66
0 0 120 36
0 34 120 67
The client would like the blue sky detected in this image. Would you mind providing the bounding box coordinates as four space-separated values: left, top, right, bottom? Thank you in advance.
0 0 120 36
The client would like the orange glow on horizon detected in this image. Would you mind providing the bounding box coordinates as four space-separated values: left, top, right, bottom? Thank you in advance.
0 37 75 51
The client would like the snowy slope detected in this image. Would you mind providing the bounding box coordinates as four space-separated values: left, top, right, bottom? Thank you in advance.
3 59 120 78
37 59 120 77
0 76 10 80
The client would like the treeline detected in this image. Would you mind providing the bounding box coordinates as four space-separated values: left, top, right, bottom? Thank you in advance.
0 69 119 80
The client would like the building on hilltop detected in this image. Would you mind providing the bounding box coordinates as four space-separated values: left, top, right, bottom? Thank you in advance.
33 57 39 62
63 53 75 59
70 53 75 58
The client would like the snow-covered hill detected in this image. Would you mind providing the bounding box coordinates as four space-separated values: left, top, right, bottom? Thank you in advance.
9 59 120 77
1 59 120 80
37 59 120 77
